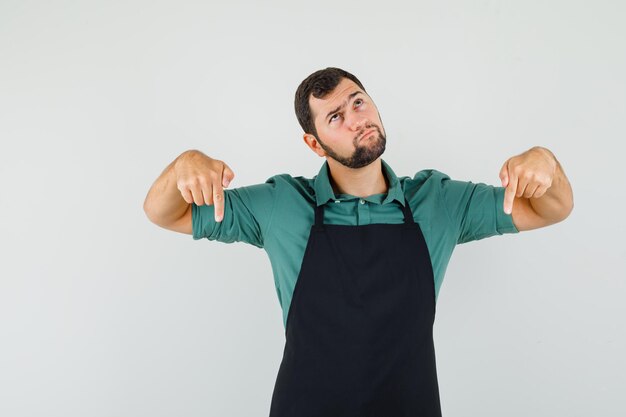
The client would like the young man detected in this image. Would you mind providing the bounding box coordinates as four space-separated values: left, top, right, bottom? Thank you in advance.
143 67 573 416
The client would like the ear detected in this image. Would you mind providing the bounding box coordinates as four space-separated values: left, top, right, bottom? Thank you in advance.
303 133 326 157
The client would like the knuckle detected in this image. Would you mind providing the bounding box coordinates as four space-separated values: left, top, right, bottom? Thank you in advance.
186 178 200 187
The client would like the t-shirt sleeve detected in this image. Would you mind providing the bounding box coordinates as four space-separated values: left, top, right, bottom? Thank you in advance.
191 177 279 248
434 170 519 244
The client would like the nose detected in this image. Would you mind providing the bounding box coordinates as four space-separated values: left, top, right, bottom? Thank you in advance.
349 114 369 132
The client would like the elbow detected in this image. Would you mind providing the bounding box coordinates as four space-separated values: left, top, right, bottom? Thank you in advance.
560 189 575 221
566 196 574 217
562 198 574 222
143 197 158 225
552 197 574 225
549 187 575 224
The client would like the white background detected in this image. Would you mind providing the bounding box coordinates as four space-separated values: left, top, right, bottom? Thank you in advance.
1 0 625 416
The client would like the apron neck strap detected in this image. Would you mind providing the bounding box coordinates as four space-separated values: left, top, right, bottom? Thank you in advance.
401 198 415 224
315 204 325 227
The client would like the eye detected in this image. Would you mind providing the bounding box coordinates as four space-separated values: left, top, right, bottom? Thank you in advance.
354 98 363 107
329 113 341 123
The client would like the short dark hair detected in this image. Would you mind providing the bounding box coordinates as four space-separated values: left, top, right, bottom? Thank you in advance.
294 67 366 138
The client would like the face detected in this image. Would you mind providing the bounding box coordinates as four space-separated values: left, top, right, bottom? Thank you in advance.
305 78 387 169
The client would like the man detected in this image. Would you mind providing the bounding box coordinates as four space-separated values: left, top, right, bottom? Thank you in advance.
143 67 573 416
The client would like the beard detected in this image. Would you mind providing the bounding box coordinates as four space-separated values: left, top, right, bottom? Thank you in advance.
318 124 387 169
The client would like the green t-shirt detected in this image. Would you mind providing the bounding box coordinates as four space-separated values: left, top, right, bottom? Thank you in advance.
192 159 519 328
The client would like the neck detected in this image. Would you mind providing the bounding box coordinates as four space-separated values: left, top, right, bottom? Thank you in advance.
326 157 389 198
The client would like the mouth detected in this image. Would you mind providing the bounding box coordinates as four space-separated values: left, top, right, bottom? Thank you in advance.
358 129 376 141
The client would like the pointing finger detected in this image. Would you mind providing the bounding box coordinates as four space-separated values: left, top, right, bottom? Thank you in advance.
503 172 518 215
212 178 225 222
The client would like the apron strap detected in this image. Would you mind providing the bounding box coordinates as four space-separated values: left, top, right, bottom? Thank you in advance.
401 198 415 224
315 204 325 227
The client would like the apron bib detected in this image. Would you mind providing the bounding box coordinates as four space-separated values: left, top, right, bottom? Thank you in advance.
269 199 441 417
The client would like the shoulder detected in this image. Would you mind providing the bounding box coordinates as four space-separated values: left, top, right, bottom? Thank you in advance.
263 173 314 191
231 173 312 195
411 169 450 182
261 173 316 203
264 172 312 187
399 169 452 194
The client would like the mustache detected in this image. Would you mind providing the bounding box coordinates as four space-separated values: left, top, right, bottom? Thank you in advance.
355 125 381 142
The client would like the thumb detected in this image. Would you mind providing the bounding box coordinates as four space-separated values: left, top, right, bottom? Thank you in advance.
222 164 235 188
499 160 509 187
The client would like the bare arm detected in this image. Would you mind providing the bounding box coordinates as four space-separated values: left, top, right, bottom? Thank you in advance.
143 150 235 234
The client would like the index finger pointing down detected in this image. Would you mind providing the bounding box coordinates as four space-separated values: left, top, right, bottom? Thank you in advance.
213 182 224 222
503 174 518 215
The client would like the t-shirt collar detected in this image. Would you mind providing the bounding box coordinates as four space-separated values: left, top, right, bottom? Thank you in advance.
313 159 405 207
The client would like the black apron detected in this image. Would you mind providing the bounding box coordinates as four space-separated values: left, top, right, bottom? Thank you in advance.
269 199 442 417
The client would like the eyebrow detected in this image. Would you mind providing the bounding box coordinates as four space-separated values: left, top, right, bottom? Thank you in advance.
325 91 364 121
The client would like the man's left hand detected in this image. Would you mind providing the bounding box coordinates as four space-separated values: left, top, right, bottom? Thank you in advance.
499 146 558 215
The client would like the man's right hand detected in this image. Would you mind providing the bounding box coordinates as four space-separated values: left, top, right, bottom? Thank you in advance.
174 150 236 222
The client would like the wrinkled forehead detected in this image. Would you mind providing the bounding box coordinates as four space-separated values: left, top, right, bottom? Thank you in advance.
309 79 366 124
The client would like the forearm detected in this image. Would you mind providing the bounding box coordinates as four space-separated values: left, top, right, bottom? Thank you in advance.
143 151 194 225
528 148 574 223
